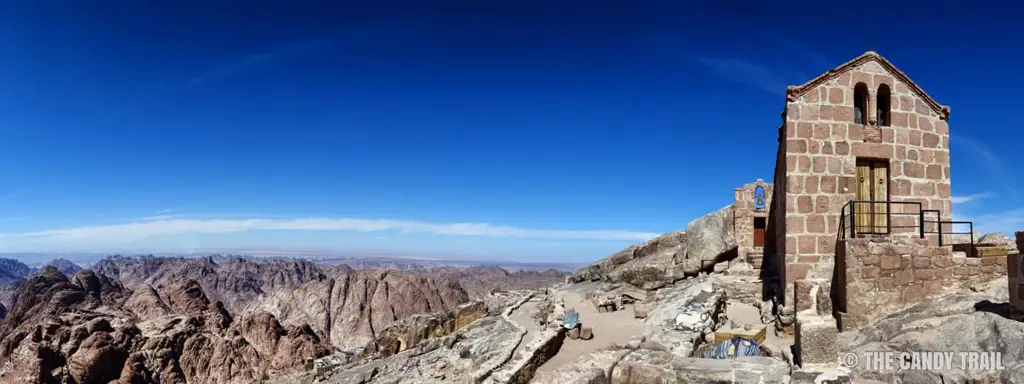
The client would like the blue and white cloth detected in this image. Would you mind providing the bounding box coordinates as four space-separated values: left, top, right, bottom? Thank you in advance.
703 337 762 359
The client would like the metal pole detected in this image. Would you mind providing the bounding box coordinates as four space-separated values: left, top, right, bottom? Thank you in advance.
970 223 975 258
850 203 856 239
938 222 944 246
887 201 892 235
918 209 925 239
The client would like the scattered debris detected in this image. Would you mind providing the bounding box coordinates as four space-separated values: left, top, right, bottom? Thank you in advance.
674 304 713 332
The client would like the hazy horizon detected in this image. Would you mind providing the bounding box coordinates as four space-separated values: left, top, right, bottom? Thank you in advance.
0 248 588 270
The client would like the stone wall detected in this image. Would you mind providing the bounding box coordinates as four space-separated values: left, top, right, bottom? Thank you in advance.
835 237 1005 330
764 128 788 303
488 327 567 384
1011 232 1024 315
781 53 953 295
734 179 773 269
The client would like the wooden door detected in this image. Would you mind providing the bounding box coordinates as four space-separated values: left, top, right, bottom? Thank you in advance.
871 162 889 233
854 160 890 234
855 163 873 234
753 217 766 248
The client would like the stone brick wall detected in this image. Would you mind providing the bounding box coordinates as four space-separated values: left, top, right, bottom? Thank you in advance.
765 127 788 303
835 237 1005 330
781 54 952 296
733 179 773 269
1011 232 1024 315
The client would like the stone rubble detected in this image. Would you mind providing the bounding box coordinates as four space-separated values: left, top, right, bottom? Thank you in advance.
281 230 1024 384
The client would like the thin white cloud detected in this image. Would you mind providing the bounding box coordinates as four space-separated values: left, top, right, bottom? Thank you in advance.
966 208 1024 237
0 216 660 244
691 56 787 96
137 214 187 221
951 192 996 204
189 39 336 86
777 37 831 70
951 135 1020 203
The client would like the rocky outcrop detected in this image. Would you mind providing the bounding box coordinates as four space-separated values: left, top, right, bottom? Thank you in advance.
979 232 1019 255
839 279 1024 383
569 231 685 289
0 259 32 284
0 258 34 309
456 300 487 329
609 349 790 383
677 206 737 274
92 255 326 314
361 312 456 359
45 258 83 276
94 256 470 351
0 266 331 383
253 269 468 350
569 205 738 289
406 266 569 299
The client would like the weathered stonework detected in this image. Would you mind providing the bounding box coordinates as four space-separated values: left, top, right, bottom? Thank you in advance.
733 179 773 269
770 51 954 307
835 237 1006 330
1011 232 1024 316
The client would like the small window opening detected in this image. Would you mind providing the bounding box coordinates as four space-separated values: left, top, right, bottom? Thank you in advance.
877 84 891 127
854 83 869 125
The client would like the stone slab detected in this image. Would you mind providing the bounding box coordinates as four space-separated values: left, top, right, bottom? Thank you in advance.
796 316 839 366
714 324 767 345
634 304 648 319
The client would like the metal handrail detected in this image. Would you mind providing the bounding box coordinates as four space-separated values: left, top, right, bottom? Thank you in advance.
837 199 975 248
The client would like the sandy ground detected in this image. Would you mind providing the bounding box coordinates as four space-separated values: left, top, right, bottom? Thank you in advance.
519 282 794 383
532 287 644 379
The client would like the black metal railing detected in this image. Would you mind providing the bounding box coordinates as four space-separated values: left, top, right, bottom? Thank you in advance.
837 200 975 248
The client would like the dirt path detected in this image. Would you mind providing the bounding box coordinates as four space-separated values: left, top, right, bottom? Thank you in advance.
532 288 644 380
508 299 542 356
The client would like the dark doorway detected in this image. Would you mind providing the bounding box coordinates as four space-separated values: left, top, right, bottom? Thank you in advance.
753 217 766 248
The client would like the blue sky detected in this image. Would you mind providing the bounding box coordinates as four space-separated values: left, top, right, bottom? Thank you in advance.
0 1 1020 262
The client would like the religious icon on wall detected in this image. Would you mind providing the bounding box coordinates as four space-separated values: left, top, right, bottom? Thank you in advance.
754 186 766 211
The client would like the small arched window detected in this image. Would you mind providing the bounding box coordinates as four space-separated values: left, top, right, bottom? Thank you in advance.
877 84 891 127
854 83 869 125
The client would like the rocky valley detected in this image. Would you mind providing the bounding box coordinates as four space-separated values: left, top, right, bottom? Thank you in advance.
1 228 1023 384
0 223 1021 384
0 254 570 383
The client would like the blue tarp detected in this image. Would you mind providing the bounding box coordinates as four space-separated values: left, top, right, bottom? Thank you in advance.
563 311 579 329
703 337 762 359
